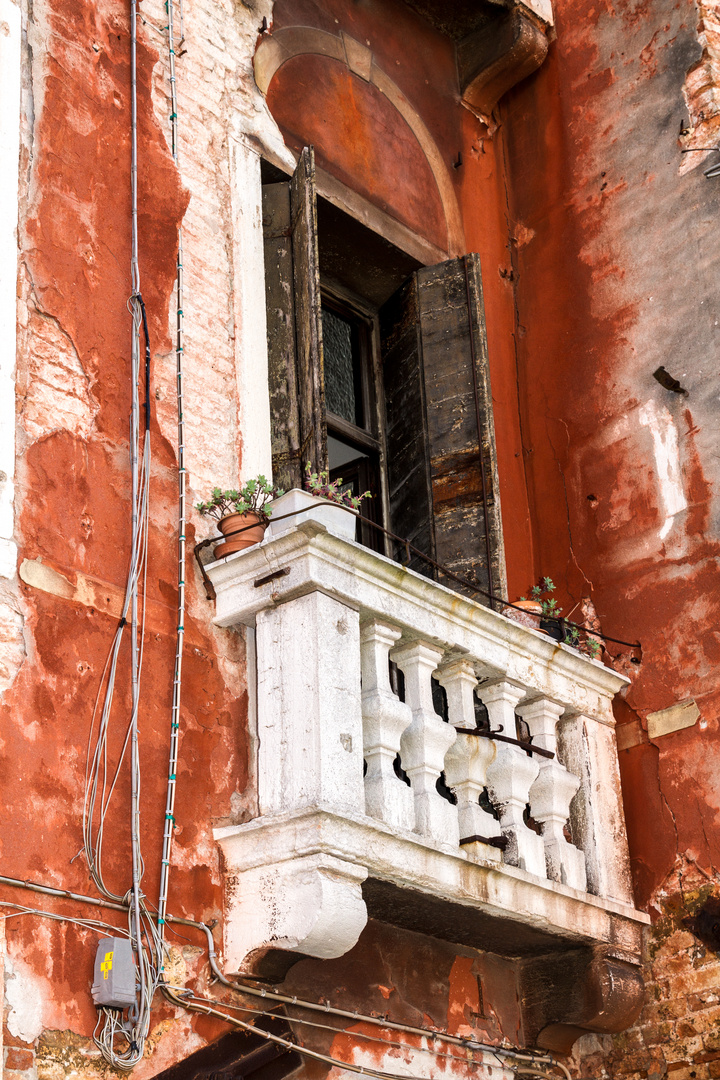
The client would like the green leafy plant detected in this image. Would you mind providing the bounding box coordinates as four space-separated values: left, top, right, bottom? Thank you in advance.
196 476 283 522
521 577 603 660
304 462 371 512
519 576 560 618
561 625 602 660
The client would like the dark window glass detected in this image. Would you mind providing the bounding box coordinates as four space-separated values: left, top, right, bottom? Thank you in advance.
323 307 361 425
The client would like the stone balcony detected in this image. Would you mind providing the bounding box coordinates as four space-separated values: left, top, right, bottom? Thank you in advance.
208 516 649 1050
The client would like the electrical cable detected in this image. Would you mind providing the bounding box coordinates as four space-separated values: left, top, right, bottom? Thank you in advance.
164 985 488 1080
156 0 186 958
179 992 538 1074
83 0 159 1066
0 874 567 1075
0 903 131 938
194 920 558 1069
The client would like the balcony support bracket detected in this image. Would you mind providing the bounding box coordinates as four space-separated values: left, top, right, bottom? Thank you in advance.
521 946 645 1054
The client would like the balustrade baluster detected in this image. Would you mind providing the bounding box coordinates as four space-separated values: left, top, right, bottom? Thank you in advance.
360 621 415 831
480 681 546 877
437 659 502 863
518 699 586 891
392 641 458 849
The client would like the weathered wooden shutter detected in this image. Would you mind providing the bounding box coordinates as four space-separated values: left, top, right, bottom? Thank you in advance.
262 147 326 491
381 254 507 606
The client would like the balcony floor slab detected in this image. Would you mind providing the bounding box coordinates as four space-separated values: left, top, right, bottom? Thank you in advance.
215 806 649 966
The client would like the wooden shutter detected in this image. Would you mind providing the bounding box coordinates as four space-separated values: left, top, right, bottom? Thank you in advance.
381 254 507 606
263 147 326 491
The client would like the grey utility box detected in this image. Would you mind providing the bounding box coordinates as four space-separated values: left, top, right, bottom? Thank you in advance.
92 937 136 1009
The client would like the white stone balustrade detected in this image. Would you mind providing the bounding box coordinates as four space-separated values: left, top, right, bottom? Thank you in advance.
518 698 586 891
438 659 501 864
392 640 458 849
479 681 545 876
208 520 648 974
360 620 414 831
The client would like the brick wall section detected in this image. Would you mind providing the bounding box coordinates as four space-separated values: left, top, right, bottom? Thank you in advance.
3 1024 36 1080
573 869 720 1079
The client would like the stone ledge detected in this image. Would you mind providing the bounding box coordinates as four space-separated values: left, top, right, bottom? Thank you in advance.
215 806 649 969
207 521 629 723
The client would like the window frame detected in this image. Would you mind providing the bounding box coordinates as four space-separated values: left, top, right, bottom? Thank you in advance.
320 277 391 555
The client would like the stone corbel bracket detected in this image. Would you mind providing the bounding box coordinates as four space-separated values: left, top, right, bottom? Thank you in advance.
215 844 368 979
521 946 645 1053
458 5 552 124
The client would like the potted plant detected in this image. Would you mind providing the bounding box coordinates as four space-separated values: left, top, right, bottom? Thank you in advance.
504 577 602 658
266 463 371 542
504 576 557 632
196 476 282 558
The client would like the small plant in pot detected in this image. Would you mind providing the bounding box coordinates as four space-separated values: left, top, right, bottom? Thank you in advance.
196 476 283 558
303 463 371 511
507 577 603 659
528 577 562 638
505 576 557 631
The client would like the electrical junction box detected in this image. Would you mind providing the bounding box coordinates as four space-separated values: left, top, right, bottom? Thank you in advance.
92 937 137 1009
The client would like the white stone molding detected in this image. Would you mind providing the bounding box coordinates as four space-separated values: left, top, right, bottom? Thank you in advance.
360 620 415 831
0 0 20 579
519 698 586 891
558 713 635 904
214 807 648 962
255 590 365 818
437 659 501 863
208 522 631 722
391 640 459 849
229 135 273 483
479 681 546 876
209 523 647 971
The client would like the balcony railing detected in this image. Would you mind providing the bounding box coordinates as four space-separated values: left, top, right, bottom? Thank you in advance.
208 514 648 996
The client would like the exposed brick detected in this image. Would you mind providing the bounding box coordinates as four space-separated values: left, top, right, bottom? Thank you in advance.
642 1021 677 1047
2 1027 32 1050
4 1048 35 1070
690 993 720 1011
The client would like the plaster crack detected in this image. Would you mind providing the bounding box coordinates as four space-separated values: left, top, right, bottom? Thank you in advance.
547 415 594 594
17 262 100 443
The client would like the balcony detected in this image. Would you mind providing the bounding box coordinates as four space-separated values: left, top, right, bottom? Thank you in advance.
209 514 649 1049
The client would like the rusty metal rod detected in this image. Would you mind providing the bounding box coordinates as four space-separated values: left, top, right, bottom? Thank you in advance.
455 728 555 760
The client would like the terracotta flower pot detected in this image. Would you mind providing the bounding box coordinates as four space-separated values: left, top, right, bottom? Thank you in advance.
213 511 267 558
502 599 544 632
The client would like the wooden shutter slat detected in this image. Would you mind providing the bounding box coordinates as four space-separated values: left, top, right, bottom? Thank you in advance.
289 146 327 476
263 181 302 491
382 254 507 604
380 277 435 573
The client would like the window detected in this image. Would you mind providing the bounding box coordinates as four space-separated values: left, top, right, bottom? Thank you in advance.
262 147 507 604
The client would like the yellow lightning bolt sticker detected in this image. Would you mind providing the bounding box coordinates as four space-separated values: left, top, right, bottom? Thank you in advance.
100 952 114 980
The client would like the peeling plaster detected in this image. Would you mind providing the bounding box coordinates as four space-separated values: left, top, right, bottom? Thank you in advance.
6 953 45 1043
638 400 687 540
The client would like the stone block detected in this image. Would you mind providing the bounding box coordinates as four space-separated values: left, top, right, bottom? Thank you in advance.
647 700 700 739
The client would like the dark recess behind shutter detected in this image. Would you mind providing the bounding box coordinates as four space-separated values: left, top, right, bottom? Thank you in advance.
381 254 506 603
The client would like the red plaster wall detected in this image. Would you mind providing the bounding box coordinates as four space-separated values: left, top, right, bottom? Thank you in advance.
498 0 720 912
4 0 531 1073
5 0 248 1061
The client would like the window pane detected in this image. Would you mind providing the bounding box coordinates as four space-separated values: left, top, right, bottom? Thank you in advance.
323 307 360 425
